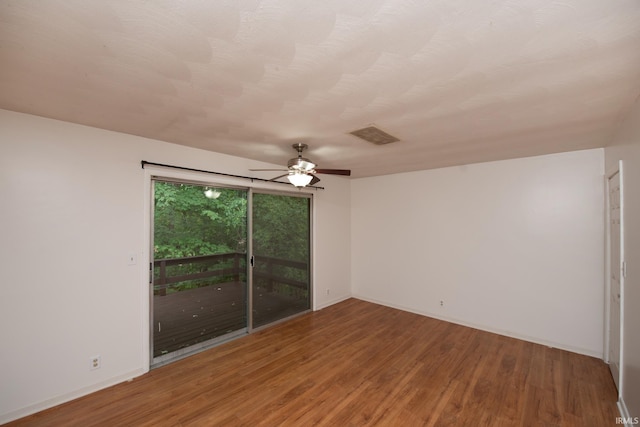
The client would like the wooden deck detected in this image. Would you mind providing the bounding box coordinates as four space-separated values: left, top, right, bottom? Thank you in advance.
154 282 308 356
8 299 619 426
152 252 310 357
153 282 247 356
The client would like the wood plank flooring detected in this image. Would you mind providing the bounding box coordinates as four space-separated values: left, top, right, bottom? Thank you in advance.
7 299 619 426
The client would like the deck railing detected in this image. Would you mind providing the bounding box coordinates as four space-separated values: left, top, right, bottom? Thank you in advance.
153 253 308 296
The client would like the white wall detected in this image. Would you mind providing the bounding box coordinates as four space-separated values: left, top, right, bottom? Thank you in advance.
352 149 605 356
0 110 351 423
314 177 352 309
605 97 640 419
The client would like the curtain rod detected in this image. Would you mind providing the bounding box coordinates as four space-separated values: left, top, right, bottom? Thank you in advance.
140 160 325 190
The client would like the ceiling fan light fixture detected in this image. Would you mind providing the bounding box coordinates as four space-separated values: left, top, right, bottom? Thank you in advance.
249 143 350 186
287 171 313 187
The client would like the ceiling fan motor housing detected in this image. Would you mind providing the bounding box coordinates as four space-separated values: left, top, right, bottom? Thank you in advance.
288 157 316 172
249 143 349 186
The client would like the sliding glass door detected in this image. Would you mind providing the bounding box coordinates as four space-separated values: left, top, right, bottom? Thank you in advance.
251 192 311 328
150 181 312 365
151 181 248 364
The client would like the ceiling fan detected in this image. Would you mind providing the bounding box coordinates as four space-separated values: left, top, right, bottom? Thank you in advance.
250 143 351 187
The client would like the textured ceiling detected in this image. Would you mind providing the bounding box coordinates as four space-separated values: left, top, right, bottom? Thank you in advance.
1 0 640 178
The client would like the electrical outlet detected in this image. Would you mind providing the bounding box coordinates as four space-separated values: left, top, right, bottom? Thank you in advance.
326 289 330 295
90 355 101 370
440 300 444 307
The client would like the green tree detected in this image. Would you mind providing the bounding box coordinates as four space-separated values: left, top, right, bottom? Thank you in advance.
154 182 247 259
252 193 310 262
153 183 310 295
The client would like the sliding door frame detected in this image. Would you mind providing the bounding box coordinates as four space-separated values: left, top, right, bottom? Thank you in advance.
142 166 314 370
249 188 314 333
149 177 250 367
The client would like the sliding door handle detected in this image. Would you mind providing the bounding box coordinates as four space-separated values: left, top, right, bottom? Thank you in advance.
250 255 255 267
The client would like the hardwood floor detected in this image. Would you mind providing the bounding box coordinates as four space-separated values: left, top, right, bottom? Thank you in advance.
7 299 619 426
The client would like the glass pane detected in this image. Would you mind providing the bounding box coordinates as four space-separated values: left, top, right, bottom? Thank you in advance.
152 182 247 358
252 193 311 328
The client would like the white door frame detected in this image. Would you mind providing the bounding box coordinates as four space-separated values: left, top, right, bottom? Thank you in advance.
604 160 624 397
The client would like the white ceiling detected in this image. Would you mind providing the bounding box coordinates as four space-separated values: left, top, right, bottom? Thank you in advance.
1 1 640 178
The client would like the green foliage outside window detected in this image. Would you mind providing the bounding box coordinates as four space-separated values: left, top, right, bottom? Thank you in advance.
153 182 310 297
154 181 247 259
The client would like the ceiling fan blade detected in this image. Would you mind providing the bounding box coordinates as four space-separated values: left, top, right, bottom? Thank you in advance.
309 174 321 186
314 168 351 176
269 174 289 182
250 169 288 172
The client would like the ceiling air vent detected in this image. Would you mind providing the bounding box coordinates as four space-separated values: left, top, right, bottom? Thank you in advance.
349 125 400 145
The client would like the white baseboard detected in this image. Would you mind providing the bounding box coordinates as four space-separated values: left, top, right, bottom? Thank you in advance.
618 397 632 423
0 368 146 425
352 294 603 359
315 294 351 310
